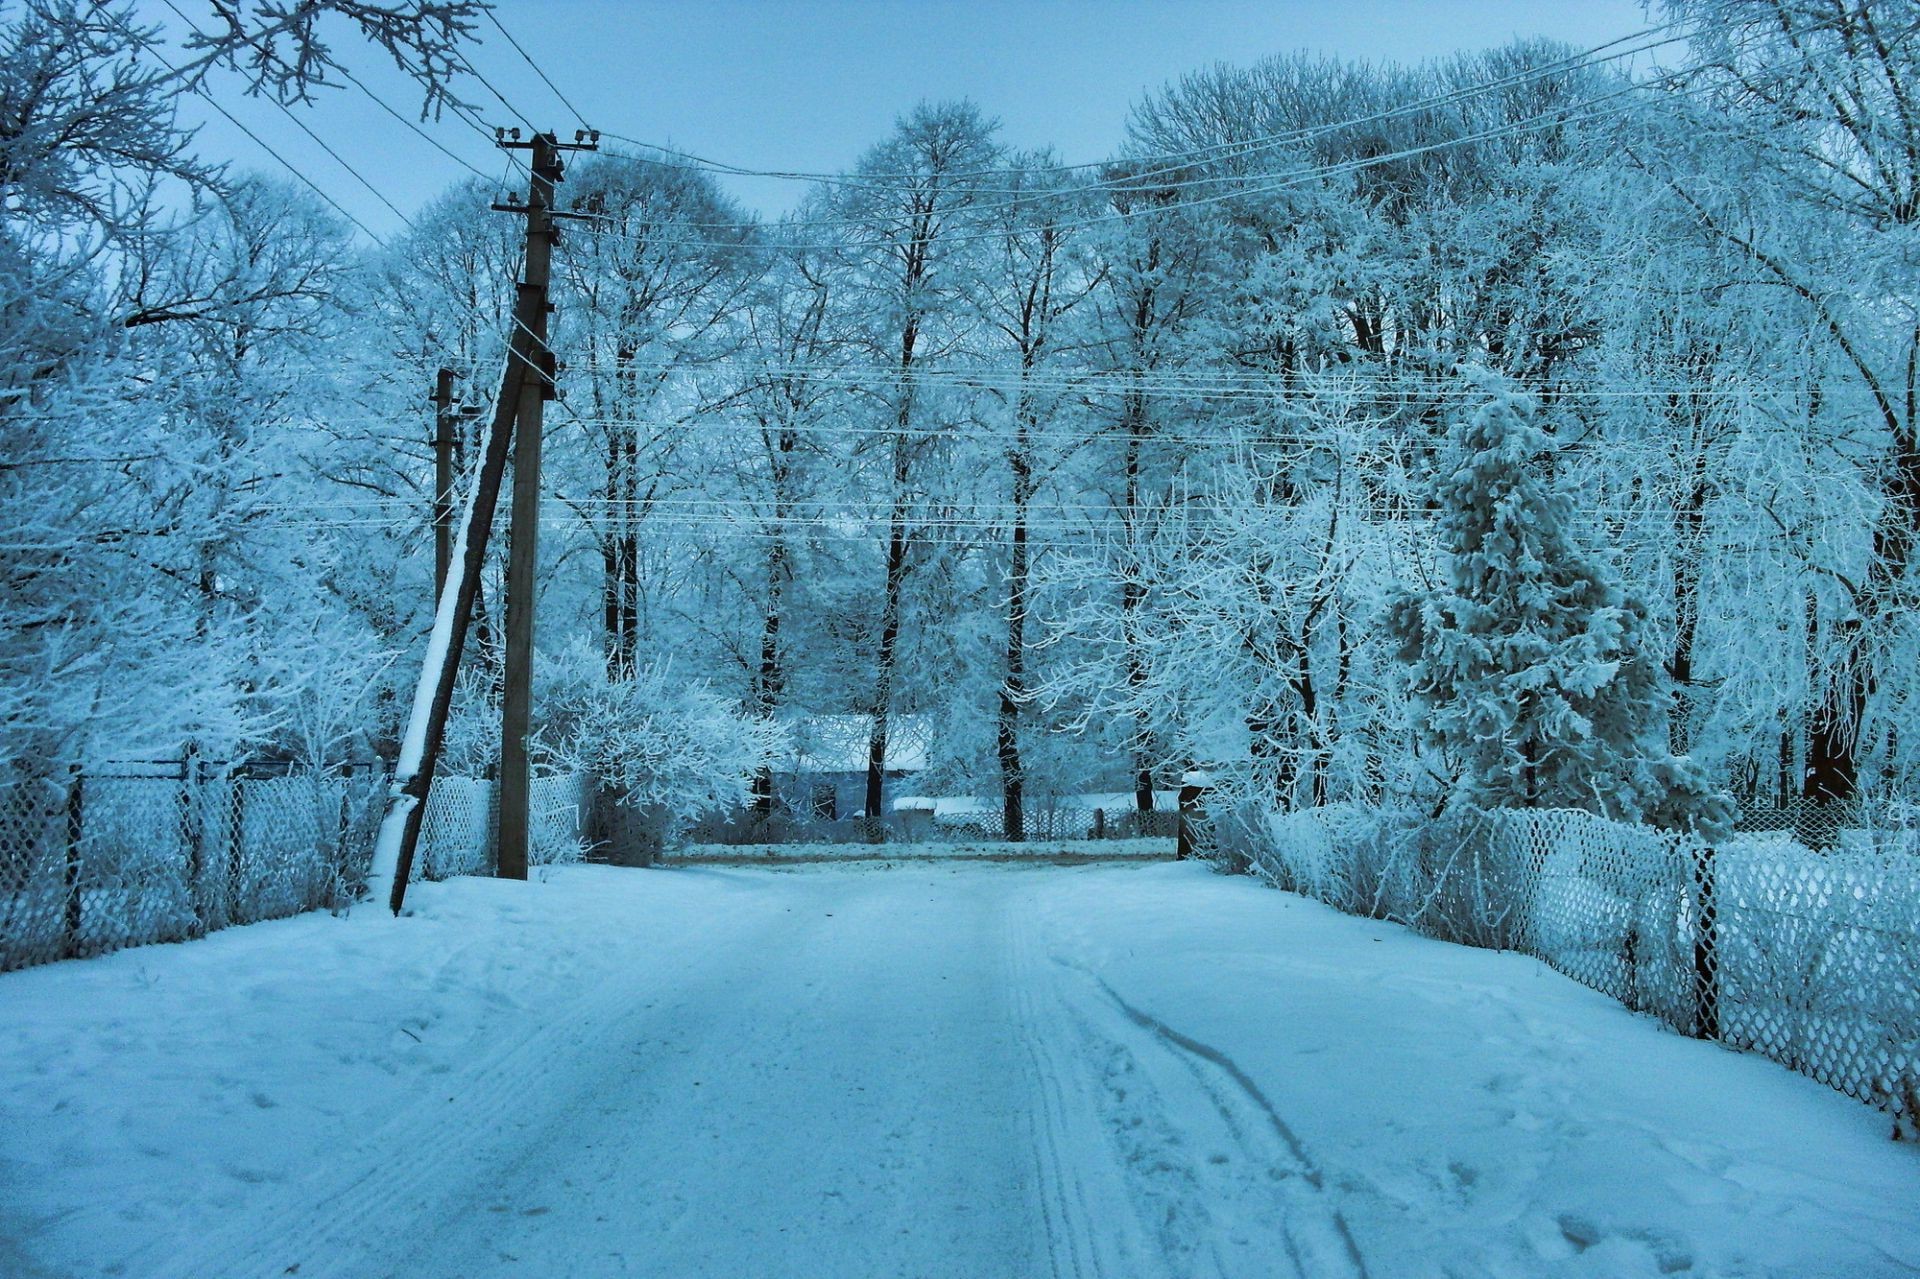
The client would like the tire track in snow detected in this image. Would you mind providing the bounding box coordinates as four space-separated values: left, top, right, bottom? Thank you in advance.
1005 891 1150 1279
1016 895 1368 1279
141 891 802 1279
1082 968 1371 1279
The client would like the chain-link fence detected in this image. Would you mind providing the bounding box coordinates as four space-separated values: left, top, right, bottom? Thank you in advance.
1 763 591 973
1227 802 1920 1129
686 800 1183 846
417 772 590 876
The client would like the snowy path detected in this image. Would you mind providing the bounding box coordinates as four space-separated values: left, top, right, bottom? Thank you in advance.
2 859 1916 1278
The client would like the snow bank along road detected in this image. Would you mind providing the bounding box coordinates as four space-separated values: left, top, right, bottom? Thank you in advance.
2 859 1915 1278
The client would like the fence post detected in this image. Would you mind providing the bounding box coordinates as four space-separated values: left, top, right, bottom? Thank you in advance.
335 764 354 907
1692 842 1719 1041
1092 807 1105 841
180 748 206 936
63 767 84 958
1177 773 1211 861
226 767 247 926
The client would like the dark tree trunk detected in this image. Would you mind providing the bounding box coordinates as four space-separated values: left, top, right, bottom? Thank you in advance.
865 508 908 835
751 533 788 821
999 383 1035 844
1121 387 1154 813
1804 635 1869 803
1666 426 1712 755
865 422 914 838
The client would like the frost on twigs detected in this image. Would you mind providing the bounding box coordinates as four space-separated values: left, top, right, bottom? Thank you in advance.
183 0 487 117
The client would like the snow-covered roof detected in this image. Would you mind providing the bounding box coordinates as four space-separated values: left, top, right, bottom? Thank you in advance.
773 714 932 775
891 793 1176 818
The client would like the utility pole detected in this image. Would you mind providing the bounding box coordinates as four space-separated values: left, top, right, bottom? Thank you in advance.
431 368 455 600
495 128 596 881
432 372 485 607
369 126 596 916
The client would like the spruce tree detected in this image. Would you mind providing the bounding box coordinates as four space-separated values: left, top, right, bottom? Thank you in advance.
1386 372 1723 830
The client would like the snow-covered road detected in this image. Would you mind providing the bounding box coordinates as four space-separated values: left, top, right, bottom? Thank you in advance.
2 859 1915 1278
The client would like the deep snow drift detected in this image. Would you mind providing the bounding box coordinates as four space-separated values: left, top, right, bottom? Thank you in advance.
0 858 1913 1278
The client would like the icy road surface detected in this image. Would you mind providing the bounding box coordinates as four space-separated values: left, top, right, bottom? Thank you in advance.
2 859 1915 1278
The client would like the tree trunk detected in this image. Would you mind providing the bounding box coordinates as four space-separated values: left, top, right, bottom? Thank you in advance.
865 504 908 836
865 396 914 838
1121 386 1153 813
999 386 1034 843
751 533 787 821
1804 629 1869 803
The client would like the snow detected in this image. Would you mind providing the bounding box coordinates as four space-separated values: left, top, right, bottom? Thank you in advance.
1 860 1913 1278
365 442 490 901
890 792 1177 817
665 836 1173 863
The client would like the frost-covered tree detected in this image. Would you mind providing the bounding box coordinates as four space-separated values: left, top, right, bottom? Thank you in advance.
1386 373 1725 829
820 100 1002 827
536 640 785 831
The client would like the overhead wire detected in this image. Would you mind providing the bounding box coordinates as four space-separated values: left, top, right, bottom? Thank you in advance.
333 63 498 184
555 50 1806 255
119 25 388 245
483 8 593 132
589 19 1695 189
153 0 418 230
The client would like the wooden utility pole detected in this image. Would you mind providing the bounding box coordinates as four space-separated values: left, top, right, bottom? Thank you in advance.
373 325 529 913
431 368 456 599
496 128 596 881
371 126 595 915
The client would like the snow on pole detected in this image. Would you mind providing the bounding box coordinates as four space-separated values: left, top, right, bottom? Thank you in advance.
368 350 527 912
365 471 479 892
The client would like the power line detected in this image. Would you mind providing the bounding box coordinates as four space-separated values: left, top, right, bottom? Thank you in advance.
120 28 387 245
334 63 498 184
449 43 537 132
484 8 592 132
556 57 1793 255
591 19 1695 190
157 0 416 229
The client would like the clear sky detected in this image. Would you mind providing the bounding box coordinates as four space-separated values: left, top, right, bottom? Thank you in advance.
149 0 1653 242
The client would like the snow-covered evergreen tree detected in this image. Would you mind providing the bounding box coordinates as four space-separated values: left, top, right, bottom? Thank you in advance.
1385 371 1726 830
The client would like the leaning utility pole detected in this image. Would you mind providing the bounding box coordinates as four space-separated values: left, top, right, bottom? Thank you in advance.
431 368 456 599
368 126 596 915
495 128 596 881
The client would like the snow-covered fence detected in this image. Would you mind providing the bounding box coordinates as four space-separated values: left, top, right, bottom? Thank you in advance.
1240 804 1920 1125
0 765 592 973
0 762 387 972
417 772 589 878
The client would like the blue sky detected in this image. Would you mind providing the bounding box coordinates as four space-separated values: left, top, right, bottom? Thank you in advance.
150 0 1653 242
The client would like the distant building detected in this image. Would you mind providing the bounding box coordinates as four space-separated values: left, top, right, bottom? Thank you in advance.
769 714 933 821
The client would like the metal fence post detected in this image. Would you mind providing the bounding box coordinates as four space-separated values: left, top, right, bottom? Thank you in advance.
334 765 354 907
228 770 247 925
63 767 84 958
1693 842 1719 1041
180 748 206 936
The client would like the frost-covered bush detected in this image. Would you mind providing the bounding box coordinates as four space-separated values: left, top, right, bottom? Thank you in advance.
1258 803 1527 948
536 641 786 833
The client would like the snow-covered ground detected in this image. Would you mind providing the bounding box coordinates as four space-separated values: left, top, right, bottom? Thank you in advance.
1 859 1913 1278
668 835 1172 862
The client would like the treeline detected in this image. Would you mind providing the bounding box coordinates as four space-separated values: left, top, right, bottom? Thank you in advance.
4 1 1916 836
